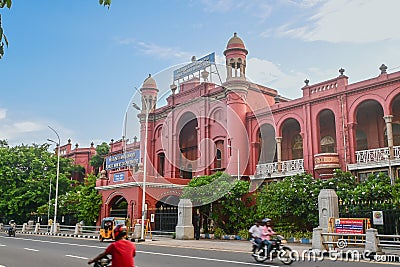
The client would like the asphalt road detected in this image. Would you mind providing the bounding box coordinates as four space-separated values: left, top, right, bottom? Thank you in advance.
0 233 398 267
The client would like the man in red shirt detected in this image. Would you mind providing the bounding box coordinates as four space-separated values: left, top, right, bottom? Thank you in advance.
88 224 136 267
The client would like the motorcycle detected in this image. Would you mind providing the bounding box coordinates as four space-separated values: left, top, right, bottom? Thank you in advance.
8 226 16 237
251 235 294 265
92 256 111 267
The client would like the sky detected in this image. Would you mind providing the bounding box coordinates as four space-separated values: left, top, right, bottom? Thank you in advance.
1 0 400 148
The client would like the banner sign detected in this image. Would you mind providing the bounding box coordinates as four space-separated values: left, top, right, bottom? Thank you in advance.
113 172 125 182
105 150 140 170
373 211 384 225
335 218 365 234
173 52 215 80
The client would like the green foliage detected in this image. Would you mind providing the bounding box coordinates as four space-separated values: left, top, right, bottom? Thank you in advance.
237 229 249 239
0 143 74 223
66 174 102 225
0 0 11 59
213 227 226 239
0 0 12 8
89 142 110 175
256 173 322 231
99 0 111 8
182 172 256 235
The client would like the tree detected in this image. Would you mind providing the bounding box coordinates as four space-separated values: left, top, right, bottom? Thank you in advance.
0 0 11 59
99 0 112 8
182 172 256 234
256 173 322 232
49 174 102 225
0 143 74 223
89 142 110 175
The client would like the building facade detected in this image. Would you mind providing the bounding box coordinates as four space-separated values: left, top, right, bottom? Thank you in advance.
95 33 400 232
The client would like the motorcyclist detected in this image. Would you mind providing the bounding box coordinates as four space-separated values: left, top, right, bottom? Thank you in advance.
88 224 136 267
248 219 263 256
9 220 16 229
260 218 276 255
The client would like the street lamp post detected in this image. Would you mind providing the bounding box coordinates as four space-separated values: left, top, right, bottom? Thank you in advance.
48 126 60 234
228 145 240 180
132 101 149 241
383 152 394 186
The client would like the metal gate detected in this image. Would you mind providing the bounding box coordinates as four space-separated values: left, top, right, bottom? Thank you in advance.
339 208 400 235
153 206 178 233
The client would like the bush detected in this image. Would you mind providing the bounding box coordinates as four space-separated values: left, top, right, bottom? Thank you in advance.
237 229 249 240
213 227 226 239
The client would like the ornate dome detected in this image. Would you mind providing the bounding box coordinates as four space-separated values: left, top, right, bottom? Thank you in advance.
226 32 246 50
142 74 157 89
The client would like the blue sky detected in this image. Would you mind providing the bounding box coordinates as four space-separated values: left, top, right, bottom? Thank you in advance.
1 0 400 148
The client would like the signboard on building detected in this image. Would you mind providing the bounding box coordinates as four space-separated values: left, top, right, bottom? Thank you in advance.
334 218 365 234
113 173 125 182
105 150 140 170
173 52 215 81
373 211 384 225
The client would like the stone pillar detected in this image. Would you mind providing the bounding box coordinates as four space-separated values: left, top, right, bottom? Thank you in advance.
365 228 382 254
175 199 194 240
311 227 325 252
34 223 40 233
384 115 394 158
22 223 28 232
318 189 338 233
276 137 282 171
74 223 82 235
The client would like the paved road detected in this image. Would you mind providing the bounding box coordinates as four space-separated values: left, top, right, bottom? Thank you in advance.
0 233 398 267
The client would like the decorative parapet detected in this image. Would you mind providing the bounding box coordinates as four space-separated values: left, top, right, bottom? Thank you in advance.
348 146 400 170
254 159 304 179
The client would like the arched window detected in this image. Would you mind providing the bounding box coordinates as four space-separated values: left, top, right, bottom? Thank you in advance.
320 136 336 153
215 149 222 169
157 153 165 177
291 134 303 159
356 130 368 150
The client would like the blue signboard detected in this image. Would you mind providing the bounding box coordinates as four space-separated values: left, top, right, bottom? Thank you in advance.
173 52 215 80
113 173 125 182
105 150 140 170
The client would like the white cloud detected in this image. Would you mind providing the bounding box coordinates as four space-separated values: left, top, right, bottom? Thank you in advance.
247 57 306 97
0 108 6 120
278 0 400 43
12 121 44 133
137 42 193 60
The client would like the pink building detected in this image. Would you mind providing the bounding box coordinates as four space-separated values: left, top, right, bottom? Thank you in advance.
96 33 400 232
59 139 96 182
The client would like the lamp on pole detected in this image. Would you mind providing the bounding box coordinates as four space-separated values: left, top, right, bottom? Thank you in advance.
132 101 149 241
228 145 240 181
47 126 60 234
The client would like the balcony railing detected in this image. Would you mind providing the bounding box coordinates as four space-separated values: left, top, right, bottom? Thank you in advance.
348 146 400 170
255 159 304 179
355 146 400 163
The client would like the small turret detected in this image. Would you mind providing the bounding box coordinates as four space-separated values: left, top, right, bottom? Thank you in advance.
140 74 159 112
224 33 248 80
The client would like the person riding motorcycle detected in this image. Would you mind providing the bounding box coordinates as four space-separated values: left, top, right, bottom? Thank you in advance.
88 224 136 267
248 219 263 256
260 218 276 255
9 220 16 228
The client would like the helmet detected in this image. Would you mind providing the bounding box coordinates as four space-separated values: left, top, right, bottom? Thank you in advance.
113 224 127 239
9 220 15 224
262 218 271 223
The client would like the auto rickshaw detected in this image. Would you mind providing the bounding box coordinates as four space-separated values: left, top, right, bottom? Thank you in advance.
99 217 126 242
